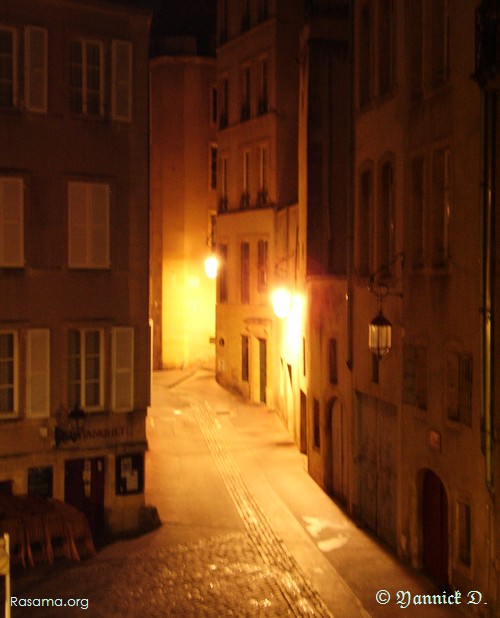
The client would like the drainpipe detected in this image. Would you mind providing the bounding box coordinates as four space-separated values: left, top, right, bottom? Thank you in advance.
480 88 496 496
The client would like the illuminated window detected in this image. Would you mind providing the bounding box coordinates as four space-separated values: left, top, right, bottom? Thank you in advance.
70 39 104 116
68 181 110 269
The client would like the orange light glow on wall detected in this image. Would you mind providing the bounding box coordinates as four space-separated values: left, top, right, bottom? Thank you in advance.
272 287 292 319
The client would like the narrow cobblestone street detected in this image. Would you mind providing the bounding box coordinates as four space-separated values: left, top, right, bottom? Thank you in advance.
8 370 464 617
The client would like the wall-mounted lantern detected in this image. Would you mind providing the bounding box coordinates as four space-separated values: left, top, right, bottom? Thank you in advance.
369 306 392 359
272 287 292 319
204 255 218 279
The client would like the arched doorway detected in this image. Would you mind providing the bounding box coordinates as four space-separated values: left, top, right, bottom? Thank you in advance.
421 469 449 588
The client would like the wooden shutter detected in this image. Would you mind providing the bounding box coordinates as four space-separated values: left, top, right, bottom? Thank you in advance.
111 40 132 122
25 26 47 113
89 183 110 267
26 329 50 417
0 177 24 267
111 327 134 412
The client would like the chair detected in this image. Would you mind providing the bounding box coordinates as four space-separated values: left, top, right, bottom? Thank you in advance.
23 515 50 566
65 512 96 561
44 513 73 563
0 519 25 568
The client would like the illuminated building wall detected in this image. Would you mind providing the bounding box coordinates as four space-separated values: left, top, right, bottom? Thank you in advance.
150 43 217 369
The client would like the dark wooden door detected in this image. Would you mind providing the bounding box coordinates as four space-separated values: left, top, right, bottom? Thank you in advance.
422 469 449 588
65 457 105 535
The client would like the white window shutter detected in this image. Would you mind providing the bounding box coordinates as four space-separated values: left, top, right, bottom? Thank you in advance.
25 26 48 113
111 40 132 122
26 329 50 418
68 182 89 267
90 183 110 268
0 177 24 267
111 327 134 412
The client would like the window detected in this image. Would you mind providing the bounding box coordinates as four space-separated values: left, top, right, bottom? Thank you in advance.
68 329 103 411
218 243 228 302
0 27 17 108
378 0 395 96
410 156 425 268
25 26 48 113
329 339 338 384
210 84 217 125
447 351 472 425
403 344 427 410
219 77 228 129
257 239 268 292
313 399 321 449
0 331 17 417
431 0 449 87
219 156 228 211
377 159 394 268
70 39 104 116
240 241 250 303
258 145 268 205
358 166 372 276
241 0 251 31
210 144 217 190
111 40 132 122
68 181 110 269
359 1 373 107
258 57 268 115
240 65 251 122
241 335 249 381
409 0 423 99
432 148 450 268
457 500 471 567
242 149 250 207
0 25 48 113
0 176 24 267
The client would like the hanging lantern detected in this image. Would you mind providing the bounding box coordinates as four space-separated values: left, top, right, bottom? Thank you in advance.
204 255 218 279
272 287 291 319
369 310 392 359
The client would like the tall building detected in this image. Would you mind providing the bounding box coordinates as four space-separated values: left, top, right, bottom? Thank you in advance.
0 0 151 537
150 36 217 370
214 0 500 606
215 0 303 409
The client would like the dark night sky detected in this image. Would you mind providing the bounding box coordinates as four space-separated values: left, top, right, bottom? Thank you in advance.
111 0 217 55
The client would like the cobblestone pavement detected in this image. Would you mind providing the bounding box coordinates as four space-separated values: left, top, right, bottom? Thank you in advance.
8 389 333 617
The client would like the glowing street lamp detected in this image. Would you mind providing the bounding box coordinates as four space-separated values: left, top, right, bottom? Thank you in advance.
272 287 291 319
204 255 218 279
368 309 392 359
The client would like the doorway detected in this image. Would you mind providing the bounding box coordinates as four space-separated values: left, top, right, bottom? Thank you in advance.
64 457 105 536
258 338 267 403
422 469 449 589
